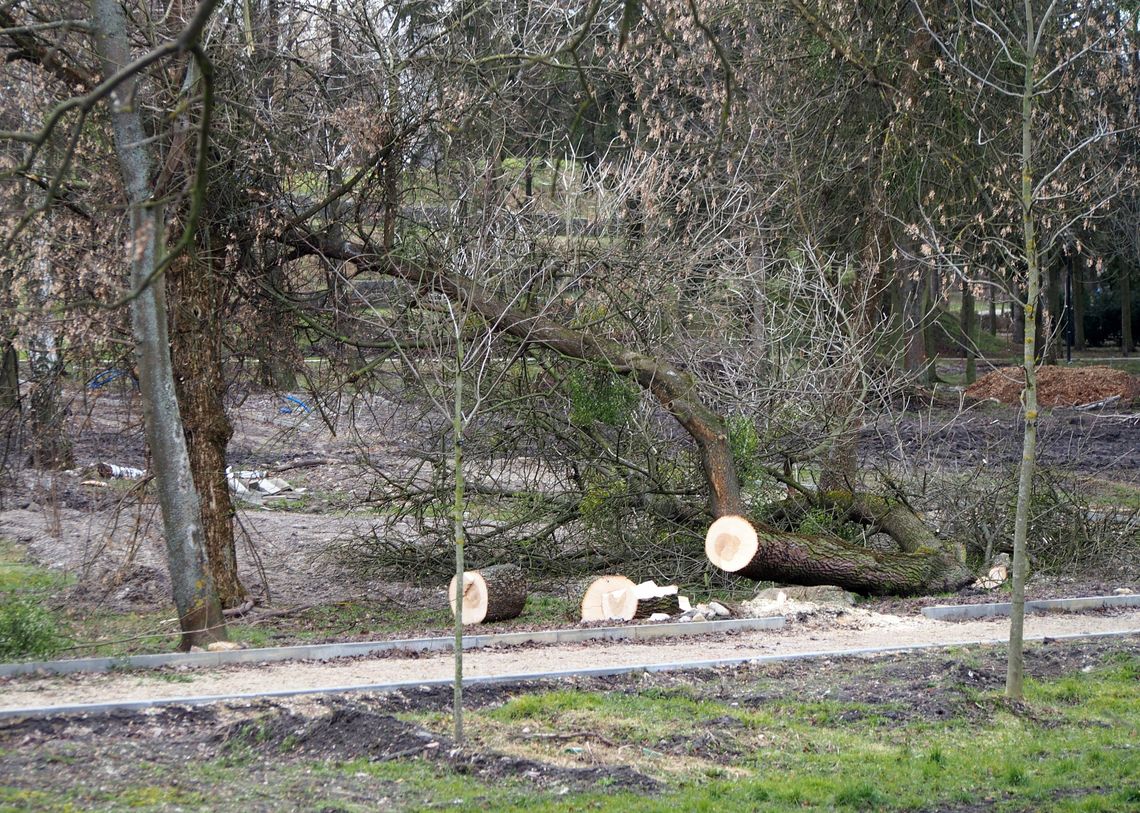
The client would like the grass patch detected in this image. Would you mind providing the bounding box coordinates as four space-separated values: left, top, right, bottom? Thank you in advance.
0 539 70 660
7 644 1139 811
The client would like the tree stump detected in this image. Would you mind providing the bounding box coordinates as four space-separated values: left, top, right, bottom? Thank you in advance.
580 575 638 621
705 515 761 577
448 563 527 625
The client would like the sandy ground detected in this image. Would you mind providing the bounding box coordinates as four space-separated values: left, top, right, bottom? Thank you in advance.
3 608 1138 713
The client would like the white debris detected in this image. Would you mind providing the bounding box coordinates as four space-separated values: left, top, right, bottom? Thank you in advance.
707 601 731 618
647 613 672 622
206 641 243 652
677 595 692 612
255 477 293 495
96 463 146 480
225 468 248 494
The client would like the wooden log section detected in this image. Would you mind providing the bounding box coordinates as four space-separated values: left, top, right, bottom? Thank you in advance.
705 515 761 575
581 576 683 621
580 575 637 622
705 513 974 596
448 563 527 625
631 581 682 619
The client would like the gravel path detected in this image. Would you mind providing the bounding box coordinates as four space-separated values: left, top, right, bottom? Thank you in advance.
3 608 1138 714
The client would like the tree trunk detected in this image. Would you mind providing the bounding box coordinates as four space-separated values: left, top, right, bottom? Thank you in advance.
168 252 246 607
448 563 527 624
26 227 72 470
1072 253 1086 350
707 515 971 596
580 575 637 621
922 269 939 384
961 276 977 384
1008 12 1040 701
988 270 998 336
294 231 976 596
1122 266 1134 356
903 271 927 376
1043 259 1062 365
1011 294 1025 345
253 263 299 390
93 0 226 650
0 341 17 413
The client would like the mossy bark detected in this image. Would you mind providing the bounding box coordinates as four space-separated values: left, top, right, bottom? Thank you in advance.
169 252 246 608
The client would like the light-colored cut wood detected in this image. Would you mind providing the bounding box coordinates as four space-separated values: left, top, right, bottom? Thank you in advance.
705 515 760 573
580 575 637 622
448 563 527 624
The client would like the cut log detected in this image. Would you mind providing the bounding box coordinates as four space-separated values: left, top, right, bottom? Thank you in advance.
705 515 760 573
447 563 527 625
631 580 681 619
580 575 637 622
706 513 975 596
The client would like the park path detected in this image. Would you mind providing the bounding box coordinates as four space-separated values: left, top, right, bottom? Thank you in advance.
2 609 1138 716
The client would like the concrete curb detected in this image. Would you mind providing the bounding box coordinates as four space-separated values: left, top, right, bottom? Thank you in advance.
2 628 1136 720
921 593 1140 621
0 616 785 678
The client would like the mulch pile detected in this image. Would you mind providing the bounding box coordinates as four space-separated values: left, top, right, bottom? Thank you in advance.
964 365 1138 408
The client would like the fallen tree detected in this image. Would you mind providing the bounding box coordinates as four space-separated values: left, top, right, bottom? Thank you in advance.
280 227 974 596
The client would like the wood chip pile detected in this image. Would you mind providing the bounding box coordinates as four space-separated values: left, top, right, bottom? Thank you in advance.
964 365 1137 407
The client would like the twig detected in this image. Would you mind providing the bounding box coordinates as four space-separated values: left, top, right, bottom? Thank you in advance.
223 599 255 618
514 730 616 747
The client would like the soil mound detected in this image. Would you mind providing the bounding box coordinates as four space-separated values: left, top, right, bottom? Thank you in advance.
965 365 1137 408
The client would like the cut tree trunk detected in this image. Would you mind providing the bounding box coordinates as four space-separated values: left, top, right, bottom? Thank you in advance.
285 230 978 597
448 563 527 625
580 576 682 620
580 575 637 622
706 514 972 596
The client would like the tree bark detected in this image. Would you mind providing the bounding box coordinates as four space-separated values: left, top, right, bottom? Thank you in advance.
1008 7 1040 700
169 252 246 607
713 520 971 595
961 276 976 384
26 223 72 469
0 341 17 413
1072 253 1086 350
92 0 226 650
1044 258 1062 365
988 270 998 336
1121 266 1134 355
448 563 527 624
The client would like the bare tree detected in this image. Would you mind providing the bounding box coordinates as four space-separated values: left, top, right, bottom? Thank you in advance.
89 0 227 648
914 0 1137 697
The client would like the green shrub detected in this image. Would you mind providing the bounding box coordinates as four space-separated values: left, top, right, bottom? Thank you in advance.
566 366 638 427
0 596 66 660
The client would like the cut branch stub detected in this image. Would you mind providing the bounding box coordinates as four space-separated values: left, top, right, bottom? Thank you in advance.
580 575 637 622
705 515 760 574
447 563 527 625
